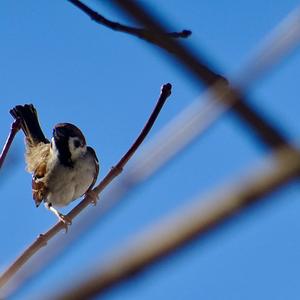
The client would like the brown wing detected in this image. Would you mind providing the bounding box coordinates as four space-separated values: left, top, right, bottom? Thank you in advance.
85 146 99 192
32 162 48 207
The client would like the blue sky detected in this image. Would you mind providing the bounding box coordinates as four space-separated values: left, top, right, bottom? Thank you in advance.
1 1 300 299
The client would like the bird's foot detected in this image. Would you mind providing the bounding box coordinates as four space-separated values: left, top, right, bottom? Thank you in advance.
57 213 72 233
45 202 72 233
87 190 99 206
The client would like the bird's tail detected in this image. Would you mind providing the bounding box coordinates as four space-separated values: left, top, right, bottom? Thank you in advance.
10 104 49 145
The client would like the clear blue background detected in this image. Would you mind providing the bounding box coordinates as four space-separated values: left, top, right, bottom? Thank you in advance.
1 1 300 299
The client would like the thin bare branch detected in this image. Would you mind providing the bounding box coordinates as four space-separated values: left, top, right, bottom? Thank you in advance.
51 147 300 300
0 83 172 290
109 0 294 150
1 86 229 299
68 0 191 47
0 119 21 170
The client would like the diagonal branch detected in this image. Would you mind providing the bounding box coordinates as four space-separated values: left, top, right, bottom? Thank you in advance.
110 0 291 150
0 83 172 289
67 0 191 48
0 118 21 171
51 147 300 300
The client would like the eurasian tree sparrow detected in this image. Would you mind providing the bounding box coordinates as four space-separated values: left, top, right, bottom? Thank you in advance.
10 104 99 225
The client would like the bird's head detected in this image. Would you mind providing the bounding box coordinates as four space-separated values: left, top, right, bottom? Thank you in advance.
52 123 87 167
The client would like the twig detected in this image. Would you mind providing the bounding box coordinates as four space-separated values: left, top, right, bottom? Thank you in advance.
0 119 21 170
0 83 172 289
1 85 229 299
68 0 191 47
51 147 300 300
110 0 292 150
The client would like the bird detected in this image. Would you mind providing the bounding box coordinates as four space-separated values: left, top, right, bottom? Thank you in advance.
10 104 99 226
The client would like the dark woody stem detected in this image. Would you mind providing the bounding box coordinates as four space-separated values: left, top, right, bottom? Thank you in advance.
0 118 21 171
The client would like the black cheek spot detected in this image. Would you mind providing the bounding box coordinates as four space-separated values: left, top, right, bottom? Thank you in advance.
74 140 81 148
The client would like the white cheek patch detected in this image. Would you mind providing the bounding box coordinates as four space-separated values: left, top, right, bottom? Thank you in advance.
68 137 87 160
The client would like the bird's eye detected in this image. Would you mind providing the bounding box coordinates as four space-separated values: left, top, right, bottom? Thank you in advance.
73 140 81 148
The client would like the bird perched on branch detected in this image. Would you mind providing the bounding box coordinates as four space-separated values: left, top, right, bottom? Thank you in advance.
10 104 99 225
